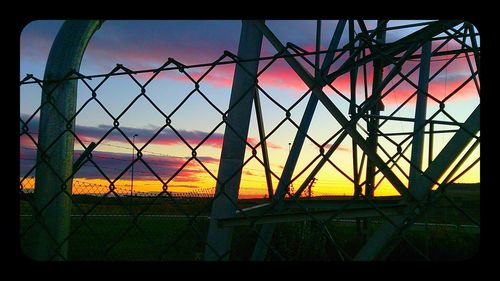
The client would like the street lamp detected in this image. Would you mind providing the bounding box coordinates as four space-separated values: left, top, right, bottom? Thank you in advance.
131 134 138 197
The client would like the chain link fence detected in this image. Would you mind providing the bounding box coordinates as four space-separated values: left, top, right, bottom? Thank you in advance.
20 20 480 261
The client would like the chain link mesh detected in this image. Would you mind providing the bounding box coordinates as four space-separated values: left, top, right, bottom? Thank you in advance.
20 20 480 261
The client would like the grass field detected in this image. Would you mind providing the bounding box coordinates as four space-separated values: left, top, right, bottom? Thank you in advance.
19 184 480 261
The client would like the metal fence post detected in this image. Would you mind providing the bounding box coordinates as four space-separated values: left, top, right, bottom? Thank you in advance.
362 20 386 243
30 20 102 260
408 41 432 192
365 20 387 199
204 20 263 261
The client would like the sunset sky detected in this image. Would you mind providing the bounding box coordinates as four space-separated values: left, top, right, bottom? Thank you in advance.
20 20 480 198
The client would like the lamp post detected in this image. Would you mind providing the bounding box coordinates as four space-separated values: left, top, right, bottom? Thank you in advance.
131 134 138 197
288 142 293 196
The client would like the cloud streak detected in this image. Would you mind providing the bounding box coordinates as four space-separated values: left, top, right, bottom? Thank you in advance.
20 141 220 182
323 144 351 153
20 114 283 150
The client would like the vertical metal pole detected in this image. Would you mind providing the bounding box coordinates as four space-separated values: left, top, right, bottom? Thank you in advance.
309 22 320 200
131 134 137 197
428 122 434 166
349 20 363 237
31 20 102 260
348 20 358 116
253 89 274 198
408 41 432 192
365 20 387 199
468 24 480 72
204 20 263 261
352 143 360 197
250 20 345 261
314 20 321 77
362 20 386 242
349 20 361 198
363 49 369 100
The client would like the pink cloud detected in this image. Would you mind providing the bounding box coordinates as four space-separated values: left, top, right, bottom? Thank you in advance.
380 73 478 105
84 45 314 92
20 134 37 149
20 114 283 157
81 34 478 107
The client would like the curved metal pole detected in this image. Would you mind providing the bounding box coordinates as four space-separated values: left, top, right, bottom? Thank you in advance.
31 20 102 260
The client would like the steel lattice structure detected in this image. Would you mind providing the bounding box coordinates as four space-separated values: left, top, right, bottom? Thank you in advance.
19 20 480 261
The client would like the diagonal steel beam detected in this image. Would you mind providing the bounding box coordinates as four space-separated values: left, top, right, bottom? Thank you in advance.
320 20 347 76
321 20 388 80
253 88 274 198
72 142 97 173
